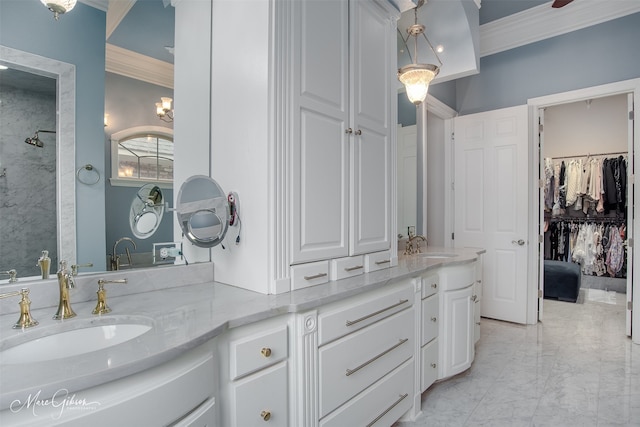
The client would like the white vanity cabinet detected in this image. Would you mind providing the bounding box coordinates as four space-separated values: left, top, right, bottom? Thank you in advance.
291 0 396 264
0 340 218 427
420 272 439 391
312 280 415 426
439 264 476 379
217 316 289 427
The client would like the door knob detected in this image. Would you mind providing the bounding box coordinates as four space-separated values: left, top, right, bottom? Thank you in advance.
345 128 353 134
512 239 525 246
354 129 362 135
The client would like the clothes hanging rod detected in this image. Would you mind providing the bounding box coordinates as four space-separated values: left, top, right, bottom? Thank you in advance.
546 216 626 223
549 151 627 160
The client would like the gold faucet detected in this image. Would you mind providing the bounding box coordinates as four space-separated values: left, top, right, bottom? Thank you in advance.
1 269 18 283
110 237 136 271
53 260 76 320
92 278 127 315
0 288 38 329
404 232 427 255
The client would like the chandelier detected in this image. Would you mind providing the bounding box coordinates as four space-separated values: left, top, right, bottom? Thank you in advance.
41 0 77 20
398 0 442 106
156 97 174 123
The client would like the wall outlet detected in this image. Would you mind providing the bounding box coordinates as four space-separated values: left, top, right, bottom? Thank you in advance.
153 242 183 265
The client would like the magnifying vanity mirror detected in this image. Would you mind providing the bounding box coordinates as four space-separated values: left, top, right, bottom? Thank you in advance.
176 175 229 248
130 184 165 239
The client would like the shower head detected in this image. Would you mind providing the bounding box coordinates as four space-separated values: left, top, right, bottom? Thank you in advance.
24 130 55 148
25 133 44 147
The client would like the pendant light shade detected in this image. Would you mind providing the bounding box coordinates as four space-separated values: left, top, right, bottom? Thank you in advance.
41 0 77 20
398 63 439 106
398 1 442 106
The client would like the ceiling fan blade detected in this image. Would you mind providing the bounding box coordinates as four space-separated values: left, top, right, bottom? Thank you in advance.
552 0 574 8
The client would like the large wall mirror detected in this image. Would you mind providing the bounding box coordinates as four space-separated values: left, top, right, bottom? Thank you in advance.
0 45 76 281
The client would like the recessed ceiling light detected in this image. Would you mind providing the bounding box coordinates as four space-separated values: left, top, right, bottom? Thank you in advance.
0 65 8 70
436 45 444 53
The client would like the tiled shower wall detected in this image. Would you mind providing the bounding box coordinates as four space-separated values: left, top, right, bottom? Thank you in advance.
0 84 57 279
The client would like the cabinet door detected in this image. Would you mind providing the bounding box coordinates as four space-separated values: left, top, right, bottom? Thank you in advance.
441 286 474 378
349 0 393 255
231 363 288 427
291 0 350 264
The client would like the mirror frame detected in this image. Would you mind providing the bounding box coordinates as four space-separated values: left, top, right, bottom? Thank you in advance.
0 45 76 270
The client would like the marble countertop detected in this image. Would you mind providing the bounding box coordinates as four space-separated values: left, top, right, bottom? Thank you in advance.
0 246 482 411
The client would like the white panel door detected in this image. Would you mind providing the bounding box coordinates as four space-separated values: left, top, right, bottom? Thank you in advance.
627 92 634 337
291 0 349 264
350 0 392 255
454 105 529 324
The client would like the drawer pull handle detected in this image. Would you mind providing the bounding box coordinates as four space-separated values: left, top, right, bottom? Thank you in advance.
431 363 437 368
374 259 391 265
261 347 272 357
260 410 271 421
344 265 364 272
345 338 409 377
430 317 437 322
431 283 438 289
345 299 409 326
303 273 327 281
365 393 409 427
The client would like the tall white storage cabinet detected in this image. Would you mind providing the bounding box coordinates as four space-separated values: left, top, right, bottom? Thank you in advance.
206 0 399 294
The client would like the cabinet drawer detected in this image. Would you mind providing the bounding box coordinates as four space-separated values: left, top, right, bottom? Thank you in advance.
230 325 288 380
290 260 330 290
319 308 414 418
421 272 439 298
364 250 392 272
231 363 288 427
421 294 438 345
421 338 438 392
330 255 365 281
320 359 414 427
439 263 475 291
318 282 413 346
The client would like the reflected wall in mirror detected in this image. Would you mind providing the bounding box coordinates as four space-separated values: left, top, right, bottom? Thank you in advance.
0 45 76 282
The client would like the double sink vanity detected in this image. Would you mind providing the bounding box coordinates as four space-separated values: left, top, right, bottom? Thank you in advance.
0 247 483 426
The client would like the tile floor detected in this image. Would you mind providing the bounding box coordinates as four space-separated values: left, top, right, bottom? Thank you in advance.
396 289 640 427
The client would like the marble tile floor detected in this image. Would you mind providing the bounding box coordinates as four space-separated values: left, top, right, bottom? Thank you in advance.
396 290 640 426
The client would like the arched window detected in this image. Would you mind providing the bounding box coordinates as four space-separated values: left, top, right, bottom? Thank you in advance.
110 126 173 188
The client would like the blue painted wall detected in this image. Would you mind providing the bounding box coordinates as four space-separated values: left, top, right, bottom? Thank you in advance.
0 0 107 271
456 12 640 115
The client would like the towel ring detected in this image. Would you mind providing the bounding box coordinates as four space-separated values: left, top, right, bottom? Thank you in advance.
76 164 100 185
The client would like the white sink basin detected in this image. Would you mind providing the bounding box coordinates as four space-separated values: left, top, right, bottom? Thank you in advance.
418 253 459 259
1 323 152 364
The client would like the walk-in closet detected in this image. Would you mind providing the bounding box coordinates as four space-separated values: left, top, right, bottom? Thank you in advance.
541 94 631 325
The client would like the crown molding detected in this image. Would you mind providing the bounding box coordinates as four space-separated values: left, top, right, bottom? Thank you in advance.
106 43 174 89
106 0 137 38
480 0 640 57
78 0 109 12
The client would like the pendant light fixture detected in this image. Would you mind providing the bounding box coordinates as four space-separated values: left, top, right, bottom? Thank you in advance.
398 0 442 106
40 0 77 20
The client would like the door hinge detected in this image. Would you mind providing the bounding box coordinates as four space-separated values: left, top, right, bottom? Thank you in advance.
539 235 544 243
630 111 635 121
539 179 545 188
451 132 455 142
539 123 544 132
451 232 455 240
628 301 633 311
628 238 633 248
538 289 543 298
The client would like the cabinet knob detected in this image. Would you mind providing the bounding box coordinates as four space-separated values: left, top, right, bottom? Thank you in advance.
261 347 272 357
430 317 437 322
431 363 437 369
431 283 438 289
470 295 477 302
354 129 362 135
260 410 271 421
345 128 353 134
